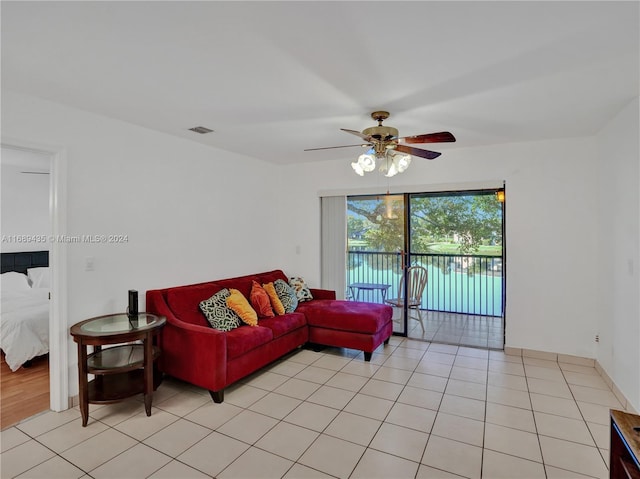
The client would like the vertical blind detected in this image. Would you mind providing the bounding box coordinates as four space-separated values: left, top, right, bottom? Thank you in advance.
320 196 346 299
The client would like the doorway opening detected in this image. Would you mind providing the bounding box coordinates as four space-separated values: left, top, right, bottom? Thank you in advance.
346 188 505 349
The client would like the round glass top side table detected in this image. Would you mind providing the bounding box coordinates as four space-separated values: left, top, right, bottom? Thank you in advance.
70 313 166 427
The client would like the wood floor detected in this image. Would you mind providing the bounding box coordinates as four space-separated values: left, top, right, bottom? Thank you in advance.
1 352 50 430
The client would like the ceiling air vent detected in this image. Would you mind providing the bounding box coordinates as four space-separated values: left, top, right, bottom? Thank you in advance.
189 126 214 134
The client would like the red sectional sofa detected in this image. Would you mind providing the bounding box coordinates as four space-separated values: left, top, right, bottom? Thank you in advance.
146 269 393 403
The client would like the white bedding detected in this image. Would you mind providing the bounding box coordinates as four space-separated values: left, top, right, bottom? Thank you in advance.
1 287 50 371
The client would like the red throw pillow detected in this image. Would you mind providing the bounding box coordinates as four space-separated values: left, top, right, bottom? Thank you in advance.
250 280 275 318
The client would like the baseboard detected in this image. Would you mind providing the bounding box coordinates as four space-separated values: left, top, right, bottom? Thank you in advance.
504 347 636 413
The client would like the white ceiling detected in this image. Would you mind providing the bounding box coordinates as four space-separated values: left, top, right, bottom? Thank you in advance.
2 1 638 165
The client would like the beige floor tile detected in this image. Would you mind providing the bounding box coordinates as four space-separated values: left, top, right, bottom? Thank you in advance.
558 363 601 376
397 385 443 411
344 393 395 421
294 365 337 384
423 351 457 366
392 346 427 360
431 411 485 447
143 418 211 456
408 372 449 392
372 365 414 384
217 446 293 478
35 417 108 453
274 377 321 400
14 454 85 479
176 431 248 477
489 350 523 364
217 409 278 444
487 384 532 409
288 349 324 365
482 449 546 478
147 459 210 478
484 423 542 462
360 378 404 401
457 346 489 359
539 436 608 478
298 434 366 478
245 391 302 420
223 383 268 408
453 355 488 371
340 359 380 377
266 358 308 377
545 464 597 478
386 402 437 433
577 401 618 426
383 355 422 371
369 422 429 462
88 397 147 426
587 422 610 451
0 439 56 478
416 464 467 478
284 401 339 432
152 390 211 417
324 411 381 446
416 361 454 378
486 402 536 433
61 427 138 471
114 407 180 441
243 370 291 390
1 427 31 453
569 384 624 408
324 371 369 392
427 343 459 355
422 435 482 479
255 421 319 461
535 411 596 446
530 392 583 419
439 394 486 421
563 371 610 390
90 443 171 479
523 357 559 368
488 359 525 376
527 377 573 399
487 371 529 391
12 408 78 438
183 400 243 430
525 364 565 382
282 463 334 478
305 384 356 410
351 448 420 478
445 378 487 401
311 354 352 371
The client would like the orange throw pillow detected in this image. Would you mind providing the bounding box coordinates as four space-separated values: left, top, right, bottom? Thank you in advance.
263 282 285 316
250 281 275 318
226 288 258 326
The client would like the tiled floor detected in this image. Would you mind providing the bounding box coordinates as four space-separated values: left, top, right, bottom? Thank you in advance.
1 338 623 478
398 311 504 349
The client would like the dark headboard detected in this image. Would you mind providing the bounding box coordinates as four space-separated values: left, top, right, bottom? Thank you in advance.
1 251 49 274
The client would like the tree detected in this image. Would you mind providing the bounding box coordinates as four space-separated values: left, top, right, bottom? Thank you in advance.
347 194 502 255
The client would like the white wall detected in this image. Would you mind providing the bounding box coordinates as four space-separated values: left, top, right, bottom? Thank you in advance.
596 97 640 411
280 136 601 360
2 91 282 396
1 149 51 253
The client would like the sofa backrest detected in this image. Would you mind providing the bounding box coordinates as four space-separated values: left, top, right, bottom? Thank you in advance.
162 270 289 326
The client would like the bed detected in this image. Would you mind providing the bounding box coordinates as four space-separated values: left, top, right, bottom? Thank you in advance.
1 251 50 371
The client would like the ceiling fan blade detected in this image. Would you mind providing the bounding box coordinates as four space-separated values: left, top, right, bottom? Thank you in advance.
395 144 441 160
341 128 374 142
304 144 368 151
398 131 456 144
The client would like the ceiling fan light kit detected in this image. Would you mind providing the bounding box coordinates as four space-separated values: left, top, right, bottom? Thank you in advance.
307 111 456 177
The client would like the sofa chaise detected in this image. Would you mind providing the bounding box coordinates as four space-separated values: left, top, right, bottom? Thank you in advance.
146 269 393 403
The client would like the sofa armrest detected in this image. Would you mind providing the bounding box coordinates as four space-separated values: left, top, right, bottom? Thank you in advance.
146 290 227 392
309 288 336 300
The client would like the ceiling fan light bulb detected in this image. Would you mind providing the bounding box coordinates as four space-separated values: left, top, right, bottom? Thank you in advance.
351 161 364 176
396 154 411 172
358 153 376 172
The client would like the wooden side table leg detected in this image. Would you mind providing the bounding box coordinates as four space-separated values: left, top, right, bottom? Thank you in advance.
77 342 89 427
143 333 153 416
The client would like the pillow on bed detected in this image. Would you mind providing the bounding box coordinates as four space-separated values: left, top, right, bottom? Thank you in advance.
1 272 32 291
27 267 50 288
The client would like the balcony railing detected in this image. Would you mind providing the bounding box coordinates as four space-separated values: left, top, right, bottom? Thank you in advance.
347 251 503 317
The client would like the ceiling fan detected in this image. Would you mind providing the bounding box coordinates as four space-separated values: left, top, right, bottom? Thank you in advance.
305 111 456 176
